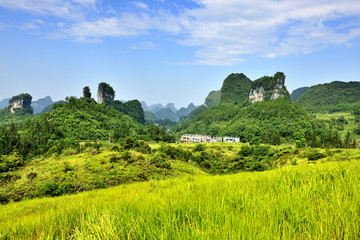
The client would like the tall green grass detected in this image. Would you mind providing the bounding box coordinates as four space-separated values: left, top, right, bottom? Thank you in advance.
1 160 359 239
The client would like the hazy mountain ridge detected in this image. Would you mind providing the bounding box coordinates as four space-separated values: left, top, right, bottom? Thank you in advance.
141 101 198 122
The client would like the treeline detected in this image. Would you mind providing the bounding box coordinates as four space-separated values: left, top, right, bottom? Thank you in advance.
0 97 174 160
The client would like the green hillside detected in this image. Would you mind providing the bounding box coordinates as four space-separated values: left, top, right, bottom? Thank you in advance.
1 159 360 239
290 87 309 101
0 97 174 160
205 90 221 107
296 81 360 113
175 98 346 147
220 73 252 104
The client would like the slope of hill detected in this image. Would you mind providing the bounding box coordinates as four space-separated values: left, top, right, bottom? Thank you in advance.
0 97 174 160
41 100 66 113
205 90 221 107
175 99 335 145
175 72 345 147
0 98 10 110
32 96 53 114
1 159 360 239
296 81 360 113
220 73 252 105
290 87 309 102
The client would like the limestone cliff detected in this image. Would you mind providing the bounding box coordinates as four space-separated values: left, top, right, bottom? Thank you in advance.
248 72 289 103
9 93 33 114
97 82 115 106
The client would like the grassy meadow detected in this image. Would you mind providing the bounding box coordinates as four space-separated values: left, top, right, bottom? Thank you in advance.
1 159 360 239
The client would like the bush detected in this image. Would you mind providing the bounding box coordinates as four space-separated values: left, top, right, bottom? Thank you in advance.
35 182 62 197
150 153 171 169
35 182 75 197
193 144 205 152
121 150 134 163
239 145 253 157
0 193 9 204
307 150 326 161
295 138 307 148
27 172 37 179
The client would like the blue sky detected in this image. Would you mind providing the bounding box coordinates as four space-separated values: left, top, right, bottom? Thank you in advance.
0 0 359 108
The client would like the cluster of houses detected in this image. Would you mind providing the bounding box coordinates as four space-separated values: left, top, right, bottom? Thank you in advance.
180 134 240 143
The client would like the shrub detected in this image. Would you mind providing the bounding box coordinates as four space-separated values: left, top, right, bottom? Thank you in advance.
35 182 62 197
0 193 9 204
121 150 134 163
295 138 307 148
27 172 37 179
193 144 205 152
239 145 253 157
150 153 171 169
307 150 326 161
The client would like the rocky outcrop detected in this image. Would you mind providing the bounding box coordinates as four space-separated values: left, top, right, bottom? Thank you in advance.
249 72 289 103
9 93 33 114
97 82 115 106
248 86 265 103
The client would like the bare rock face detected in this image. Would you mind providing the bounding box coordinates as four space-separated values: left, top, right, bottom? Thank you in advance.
9 93 33 114
248 86 265 103
97 82 115 106
249 72 289 103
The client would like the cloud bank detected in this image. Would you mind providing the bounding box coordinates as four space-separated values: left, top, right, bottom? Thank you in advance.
1 0 360 65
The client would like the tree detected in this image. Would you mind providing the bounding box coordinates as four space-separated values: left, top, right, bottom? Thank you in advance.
83 86 91 98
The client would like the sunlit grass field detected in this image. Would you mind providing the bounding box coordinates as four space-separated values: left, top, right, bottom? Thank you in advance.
1 160 359 239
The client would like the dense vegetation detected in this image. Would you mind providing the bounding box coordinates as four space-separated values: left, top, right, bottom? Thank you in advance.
296 81 360 113
0 97 173 160
205 90 221 107
175 99 348 148
220 73 252 105
1 74 360 239
1 160 360 239
0 108 33 126
111 99 145 124
290 87 309 101
1 138 358 204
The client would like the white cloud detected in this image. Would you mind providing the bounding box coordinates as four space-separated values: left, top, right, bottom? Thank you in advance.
175 0 360 64
1 0 360 65
0 0 95 20
54 13 153 41
131 41 155 50
20 19 45 30
133 2 148 10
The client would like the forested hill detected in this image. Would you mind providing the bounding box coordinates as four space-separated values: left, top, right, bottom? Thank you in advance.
0 97 174 159
296 81 360 113
290 87 309 102
174 98 344 147
174 72 346 147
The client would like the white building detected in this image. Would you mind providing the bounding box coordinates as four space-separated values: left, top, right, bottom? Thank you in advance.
181 134 240 143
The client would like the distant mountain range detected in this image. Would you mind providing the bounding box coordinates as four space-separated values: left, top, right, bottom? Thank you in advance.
141 101 198 122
